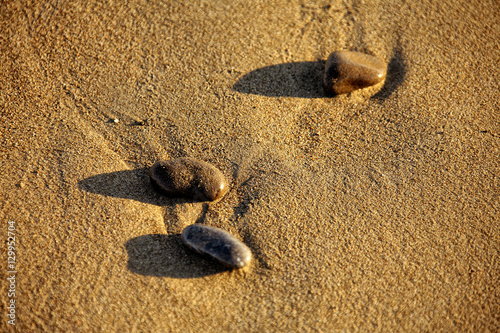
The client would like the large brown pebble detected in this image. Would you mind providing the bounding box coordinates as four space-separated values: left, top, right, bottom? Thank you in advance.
181 224 252 269
150 158 228 202
323 51 387 95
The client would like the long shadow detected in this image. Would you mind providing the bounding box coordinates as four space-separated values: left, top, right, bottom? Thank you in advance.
234 50 406 100
78 167 189 206
233 61 326 98
125 234 228 278
371 48 406 100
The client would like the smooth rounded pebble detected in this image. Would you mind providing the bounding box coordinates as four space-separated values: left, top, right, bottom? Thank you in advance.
181 224 252 269
323 51 387 95
150 158 229 202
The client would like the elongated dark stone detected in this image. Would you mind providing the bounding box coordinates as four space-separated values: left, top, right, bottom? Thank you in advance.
181 224 252 269
150 158 228 202
323 51 387 95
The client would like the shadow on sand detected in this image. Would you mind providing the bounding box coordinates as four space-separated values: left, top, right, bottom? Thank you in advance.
233 50 406 100
371 48 407 100
125 234 229 278
233 60 327 98
79 167 179 206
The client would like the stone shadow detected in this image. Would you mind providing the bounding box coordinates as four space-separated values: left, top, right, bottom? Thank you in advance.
78 167 189 206
233 61 326 98
371 48 407 100
125 234 229 278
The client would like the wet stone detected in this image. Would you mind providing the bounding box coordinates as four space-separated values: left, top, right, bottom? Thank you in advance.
323 51 387 95
150 158 229 202
181 224 252 269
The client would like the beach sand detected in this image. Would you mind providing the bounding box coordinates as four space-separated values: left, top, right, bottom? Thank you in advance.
1 0 499 331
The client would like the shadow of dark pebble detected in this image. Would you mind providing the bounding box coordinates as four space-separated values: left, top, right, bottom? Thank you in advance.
125 234 229 278
233 61 326 98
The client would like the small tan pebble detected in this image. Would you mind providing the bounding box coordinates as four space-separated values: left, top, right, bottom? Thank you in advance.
149 158 229 202
181 224 252 269
323 51 387 95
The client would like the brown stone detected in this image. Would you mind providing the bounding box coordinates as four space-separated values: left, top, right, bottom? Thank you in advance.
323 51 387 95
181 224 252 269
150 158 229 202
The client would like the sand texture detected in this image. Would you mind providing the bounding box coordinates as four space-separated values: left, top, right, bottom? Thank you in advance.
1 0 499 331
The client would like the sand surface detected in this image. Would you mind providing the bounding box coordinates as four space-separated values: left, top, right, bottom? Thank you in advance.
1 0 499 331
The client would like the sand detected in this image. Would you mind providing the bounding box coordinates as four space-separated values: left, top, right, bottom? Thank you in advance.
1 0 499 331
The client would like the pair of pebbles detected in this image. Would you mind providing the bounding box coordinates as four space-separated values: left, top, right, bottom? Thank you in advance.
150 158 252 269
149 51 386 269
